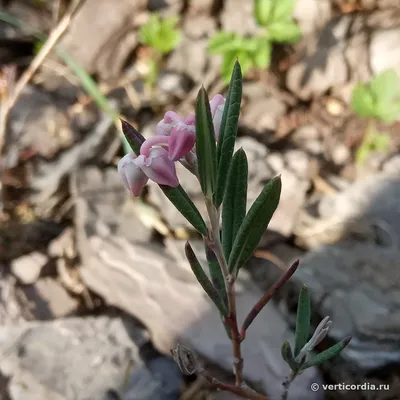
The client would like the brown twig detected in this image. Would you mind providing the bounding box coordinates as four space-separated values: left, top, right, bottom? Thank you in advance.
240 260 300 340
0 0 84 155
202 373 269 400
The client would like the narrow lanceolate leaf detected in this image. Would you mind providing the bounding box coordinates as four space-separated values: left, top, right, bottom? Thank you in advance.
215 60 243 207
294 285 311 357
120 119 145 155
228 176 281 275
205 243 228 309
161 185 208 236
185 242 228 316
281 341 298 371
302 336 352 369
195 86 217 199
222 149 248 260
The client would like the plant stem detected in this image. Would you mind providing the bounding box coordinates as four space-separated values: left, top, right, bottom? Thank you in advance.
202 373 269 400
240 260 299 340
355 118 376 165
205 198 244 386
281 370 297 400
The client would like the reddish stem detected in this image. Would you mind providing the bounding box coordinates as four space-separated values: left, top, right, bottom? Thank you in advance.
240 259 300 340
202 373 269 400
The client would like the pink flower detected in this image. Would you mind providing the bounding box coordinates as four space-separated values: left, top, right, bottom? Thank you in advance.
118 152 149 197
168 124 196 161
209 94 226 138
118 148 179 197
135 147 179 186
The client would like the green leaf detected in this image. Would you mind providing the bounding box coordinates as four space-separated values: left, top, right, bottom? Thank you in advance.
185 242 228 316
222 149 248 260
376 101 400 122
228 176 281 274
268 21 301 43
160 185 208 236
271 0 296 22
351 84 376 118
205 243 228 309
195 87 218 199
139 13 181 54
209 32 241 54
370 69 400 106
281 341 299 371
303 336 352 368
215 60 243 206
254 0 273 26
294 285 311 357
252 38 272 69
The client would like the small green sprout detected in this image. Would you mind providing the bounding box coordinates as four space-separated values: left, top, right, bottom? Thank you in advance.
139 13 181 55
208 0 301 82
351 69 400 164
138 13 181 89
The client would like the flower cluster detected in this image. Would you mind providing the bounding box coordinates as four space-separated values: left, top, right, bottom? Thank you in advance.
118 94 225 196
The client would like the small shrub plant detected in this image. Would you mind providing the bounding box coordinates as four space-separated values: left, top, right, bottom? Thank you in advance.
208 0 301 82
118 61 350 399
351 69 400 164
138 13 181 89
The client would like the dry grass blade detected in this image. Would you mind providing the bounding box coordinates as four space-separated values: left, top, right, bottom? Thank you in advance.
0 0 85 156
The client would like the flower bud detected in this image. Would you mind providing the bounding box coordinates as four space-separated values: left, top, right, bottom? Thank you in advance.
168 125 196 161
118 152 149 197
135 147 179 187
209 94 226 138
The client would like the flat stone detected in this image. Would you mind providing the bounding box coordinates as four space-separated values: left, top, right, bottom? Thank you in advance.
242 96 287 136
72 167 323 400
7 86 75 162
287 9 400 102
11 252 48 285
220 0 258 35
292 170 400 370
56 0 146 80
21 278 78 319
0 316 182 400
293 0 332 37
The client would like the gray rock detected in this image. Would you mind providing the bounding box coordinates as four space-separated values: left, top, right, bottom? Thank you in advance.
0 316 182 400
21 278 78 319
220 0 258 36
166 35 213 84
11 252 48 285
55 0 146 80
6 86 75 164
286 9 400 102
292 170 400 370
242 96 287 136
29 109 115 215
291 125 324 157
293 0 332 37
72 165 323 400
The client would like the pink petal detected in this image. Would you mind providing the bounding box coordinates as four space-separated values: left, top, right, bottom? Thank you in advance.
118 152 148 197
136 148 179 187
209 94 226 116
168 126 196 161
